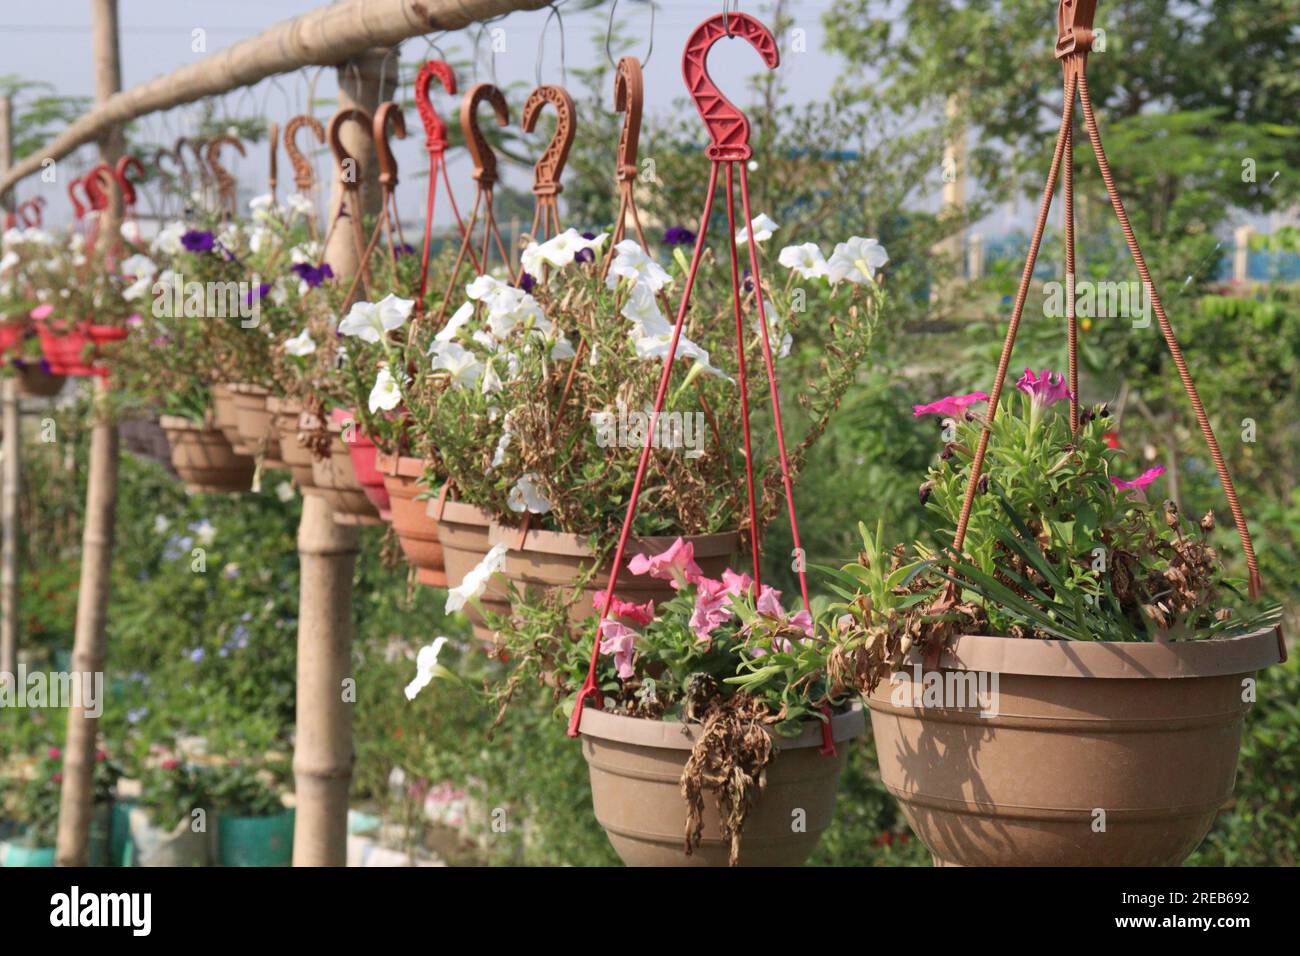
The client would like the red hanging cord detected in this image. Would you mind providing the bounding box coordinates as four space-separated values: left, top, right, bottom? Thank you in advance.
567 11 831 753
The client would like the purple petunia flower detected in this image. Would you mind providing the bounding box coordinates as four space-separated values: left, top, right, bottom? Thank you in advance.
662 226 696 246
519 272 536 292
187 647 205 663
392 242 416 259
181 229 215 253
291 262 334 288
245 282 272 306
575 231 599 263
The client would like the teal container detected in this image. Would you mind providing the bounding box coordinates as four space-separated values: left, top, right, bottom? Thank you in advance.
110 799 136 866
0 841 57 867
217 809 294 866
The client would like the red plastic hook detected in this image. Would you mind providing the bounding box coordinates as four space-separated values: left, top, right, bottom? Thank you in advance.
682 12 779 161
68 176 87 220
414 60 456 157
115 155 145 208
83 163 115 211
18 197 45 228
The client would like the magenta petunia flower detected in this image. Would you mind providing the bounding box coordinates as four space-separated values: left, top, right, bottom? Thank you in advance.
1015 368 1072 408
30 303 55 321
912 391 989 418
627 537 704 589
689 578 733 643
592 590 654 627
1110 465 1166 492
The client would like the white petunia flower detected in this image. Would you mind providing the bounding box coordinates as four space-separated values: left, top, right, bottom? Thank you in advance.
429 340 484 389
827 236 889 285
120 253 156 278
435 301 474 343
152 221 189 257
368 365 403 413
337 293 414 342
753 303 792 359
777 242 828 280
736 213 778 245
606 240 672 292
445 545 508 614
404 637 449 700
285 193 316 218
290 241 321 265
507 473 552 514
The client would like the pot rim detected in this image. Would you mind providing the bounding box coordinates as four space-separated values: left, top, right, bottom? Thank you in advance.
159 414 211 433
489 522 740 559
578 702 864 751
904 626 1282 680
227 382 269 397
432 497 495 527
265 396 300 415
376 452 432 479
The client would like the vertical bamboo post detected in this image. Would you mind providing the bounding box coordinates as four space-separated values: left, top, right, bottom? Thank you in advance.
55 0 123 867
292 48 394 867
0 94 18 684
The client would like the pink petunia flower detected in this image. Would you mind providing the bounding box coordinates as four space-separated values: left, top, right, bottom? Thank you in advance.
592 589 654 626
721 568 754 598
690 578 733 643
750 585 816 657
627 537 703 589
598 619 639 679
1110 465 1166 492
1015 368 1072 408
30 303 55 321
912 391 989 418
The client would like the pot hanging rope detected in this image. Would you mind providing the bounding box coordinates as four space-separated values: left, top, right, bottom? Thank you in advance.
566 11 831 753
932 0 1281 661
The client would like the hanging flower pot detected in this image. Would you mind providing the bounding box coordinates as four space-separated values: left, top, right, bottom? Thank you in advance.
866 629 1281 866
311 418 383 526
430 498 510 642
487 523 738 624
230 383 286 469
330 408 390 520
15 361 66 398
269 398 316 490
36 321 125 378
211 383 250 454
578 705 864 866
376 452 445 586
159 415 255 493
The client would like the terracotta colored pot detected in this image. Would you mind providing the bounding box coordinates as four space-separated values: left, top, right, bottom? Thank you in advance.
159 415 255 493
269 398 315 490
311 420 383 526
430 498 509 642
211 383 250 453
16 364 66 398
377 453 445 586
866 628 1284 867
230 383 285 468
579 705 864 866
487 524 739 623
330 408 390 519
37 323 125 377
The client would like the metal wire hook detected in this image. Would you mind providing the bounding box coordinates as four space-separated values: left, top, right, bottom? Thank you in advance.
377 43 403 101
536 3 568 89
606 0 656 69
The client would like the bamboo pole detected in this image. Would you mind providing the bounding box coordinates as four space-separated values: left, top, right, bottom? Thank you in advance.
0 0 550 197
55 0 123 867
291 48 392 868
1 95 17 684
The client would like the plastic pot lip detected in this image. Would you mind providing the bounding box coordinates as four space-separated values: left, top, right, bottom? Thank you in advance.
265 395 301 415
375 452 431 479
579 702 865 751
159 414 210 432
227 382 269 397
434 498 496 527
488 522 740 559
902 627 1283 680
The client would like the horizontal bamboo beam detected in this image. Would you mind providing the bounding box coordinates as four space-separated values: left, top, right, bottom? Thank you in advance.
0 0 550 196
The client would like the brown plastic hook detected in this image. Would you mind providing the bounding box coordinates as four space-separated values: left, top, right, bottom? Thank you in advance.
327 107 373 189
373 102 407 190
521 84 576 199
205 135 246 214
1056 0 1099 59
284 114 325 194
460 83 509 187
268 120 280 199
613 57 644 186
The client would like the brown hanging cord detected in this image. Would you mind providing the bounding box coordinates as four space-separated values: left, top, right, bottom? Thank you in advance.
945 0 1265 627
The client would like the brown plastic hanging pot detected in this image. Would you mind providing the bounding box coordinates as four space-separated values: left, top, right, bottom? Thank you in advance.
211 383 250 454
269 397 315 490
159 415 255 493
866 627 1283 866
16 363 67 398
430 498 510 642
579 705 864 866
311 419 383 526
230 383 285 468
377 452 446 586
487 523 738 624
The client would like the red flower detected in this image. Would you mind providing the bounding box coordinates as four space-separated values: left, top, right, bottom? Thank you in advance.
161 758 180 771
95 750 108 762
1103 431 1120 448
47 747 61 760
52 772 63 783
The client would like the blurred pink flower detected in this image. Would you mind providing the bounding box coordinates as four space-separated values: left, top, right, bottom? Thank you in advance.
592 589 654 626
627 537 703 589
30 303 54 321
690 578 732 643
598 620 638 679
1015 368 1071 408
912 391 989 417
1111 465 1166 492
